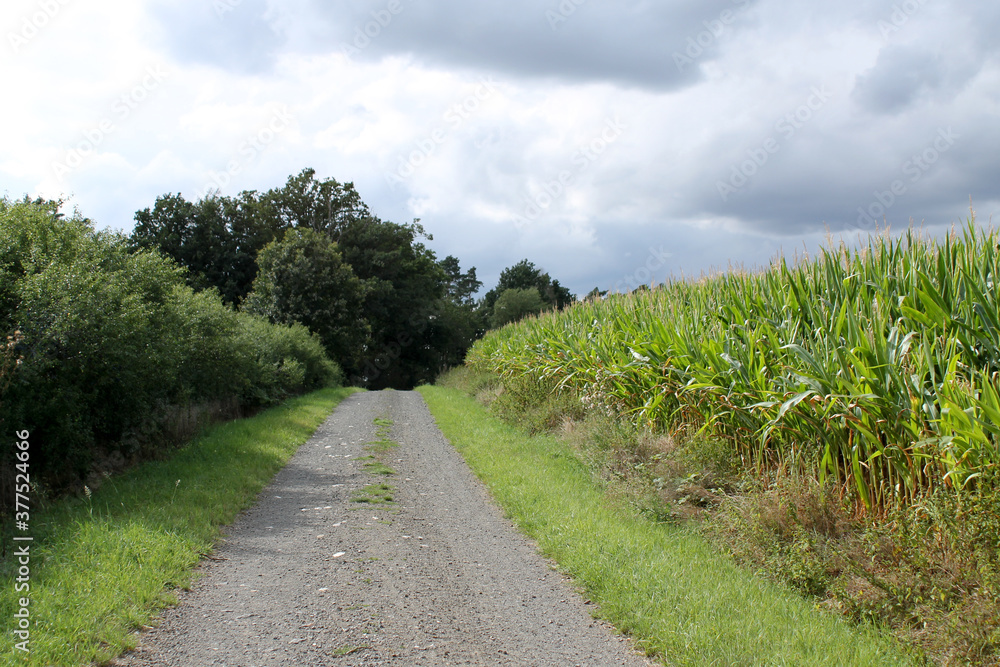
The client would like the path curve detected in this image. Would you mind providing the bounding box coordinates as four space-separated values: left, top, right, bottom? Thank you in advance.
113 390 654 666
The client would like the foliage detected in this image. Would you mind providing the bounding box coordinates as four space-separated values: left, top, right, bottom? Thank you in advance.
332 211 451 388
468 222 1000 512
489 287 546 328
129 171 364 305
131 169 484 389
0 197 340 498
234 314 342 405
440 254 483 306
244 227 368 370
465 222 1000 663
131 193 258 305
482 259 575 314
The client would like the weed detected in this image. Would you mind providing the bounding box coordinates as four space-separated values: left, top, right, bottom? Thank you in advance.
362 461 396 476
355 416 398 502
351 483 394 504
420 384 911 665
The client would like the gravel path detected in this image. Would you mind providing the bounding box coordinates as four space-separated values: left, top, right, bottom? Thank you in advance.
112 390 654 666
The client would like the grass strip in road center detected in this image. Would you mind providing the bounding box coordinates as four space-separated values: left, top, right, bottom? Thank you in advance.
351 415 398 505
0 386 359 667
418 385 913 666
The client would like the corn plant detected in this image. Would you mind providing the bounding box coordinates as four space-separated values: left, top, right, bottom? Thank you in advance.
468 221 999 512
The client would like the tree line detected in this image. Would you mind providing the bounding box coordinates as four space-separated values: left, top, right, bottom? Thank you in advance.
130 168 577 389
0 169 578 500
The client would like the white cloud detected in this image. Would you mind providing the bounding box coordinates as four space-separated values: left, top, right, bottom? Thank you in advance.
1 0 998 295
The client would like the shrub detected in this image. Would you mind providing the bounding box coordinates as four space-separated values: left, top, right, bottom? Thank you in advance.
235 315 342 406
0 197 341 499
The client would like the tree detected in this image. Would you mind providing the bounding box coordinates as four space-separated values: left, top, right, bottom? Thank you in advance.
129 170 368 306
440 255 482 306
259 168 369 233
243 228 368 369
131 193 252 304
132 168 485 388
490 287 545 328
482 259 574 315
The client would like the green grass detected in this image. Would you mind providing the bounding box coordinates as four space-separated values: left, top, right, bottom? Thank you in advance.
331 644 370 657
350 483 394 504
366 415 397 454
353 414 398 492
418 384 914 666
0 386 358 666
361 460 396 476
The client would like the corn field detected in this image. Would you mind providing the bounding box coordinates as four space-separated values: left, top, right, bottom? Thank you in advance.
468 223 1000 512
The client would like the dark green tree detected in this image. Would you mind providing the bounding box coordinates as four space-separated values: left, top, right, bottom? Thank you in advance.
482 259 574 320
132 168 485 388
338 218 447 388
129 170 367 306
258 168 370 235
440 255 482 306
490 287 546 328
131 193 252 304
243 228 368 370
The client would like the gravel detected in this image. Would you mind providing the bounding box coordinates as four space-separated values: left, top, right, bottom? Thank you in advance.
111 390 655 666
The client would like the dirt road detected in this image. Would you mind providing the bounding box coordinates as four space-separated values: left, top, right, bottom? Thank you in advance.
113 390 654 666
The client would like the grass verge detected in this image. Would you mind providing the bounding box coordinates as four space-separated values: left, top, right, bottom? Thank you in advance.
0 386 359 666
418 383 914 666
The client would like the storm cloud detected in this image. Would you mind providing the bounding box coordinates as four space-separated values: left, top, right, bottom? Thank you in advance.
2 0 998 295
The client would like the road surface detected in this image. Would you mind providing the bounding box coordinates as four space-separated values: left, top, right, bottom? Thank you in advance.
112 390 654 666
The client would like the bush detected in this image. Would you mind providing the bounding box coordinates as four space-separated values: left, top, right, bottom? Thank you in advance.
235 315 342 406
489 287 545 328
2 204 186 485
0 197 341 499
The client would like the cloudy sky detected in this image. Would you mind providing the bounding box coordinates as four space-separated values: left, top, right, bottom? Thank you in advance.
2 0 998 295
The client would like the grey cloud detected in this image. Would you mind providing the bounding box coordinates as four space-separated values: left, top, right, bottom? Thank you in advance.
670 114 984 238
852 1 999 116
123 0 1000 290
147 0 283 74
852 46 947 114
303 0 758 90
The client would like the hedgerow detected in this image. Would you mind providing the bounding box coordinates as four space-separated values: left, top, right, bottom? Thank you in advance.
0 197 341 498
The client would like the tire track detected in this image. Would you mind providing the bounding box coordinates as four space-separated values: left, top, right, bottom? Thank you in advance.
112 390 653 666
